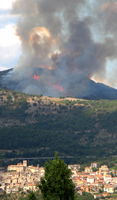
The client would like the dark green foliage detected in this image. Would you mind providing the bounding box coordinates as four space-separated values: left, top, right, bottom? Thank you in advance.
92 167 98 172
0 88 117 162
39 152 75 200
27 191 37 200
1 190 43 200
7 94 12 101
77 192 94 200
79 166 85 172
38 94 43 97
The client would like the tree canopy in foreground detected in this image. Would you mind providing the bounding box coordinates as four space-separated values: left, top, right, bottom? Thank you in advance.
39 152 75 200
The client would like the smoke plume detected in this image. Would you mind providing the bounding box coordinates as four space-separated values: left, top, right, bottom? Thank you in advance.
2 0 117 98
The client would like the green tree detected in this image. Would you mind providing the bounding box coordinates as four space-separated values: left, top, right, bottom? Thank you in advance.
27 191 37 200
77 192 94 200
39 152 75 200
79 165 84 172
92 167 98 172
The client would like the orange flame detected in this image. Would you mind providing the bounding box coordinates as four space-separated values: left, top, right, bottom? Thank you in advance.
33 74 39 80
49 83 64 92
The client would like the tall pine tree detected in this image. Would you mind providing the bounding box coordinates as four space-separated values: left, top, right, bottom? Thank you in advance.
39 152 75 200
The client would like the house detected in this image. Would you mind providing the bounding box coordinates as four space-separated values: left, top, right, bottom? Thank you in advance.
99 165 109 176
104 175 112 183
84 166 92 173
81 185 90 192
112 177 117 184
6 186 11 194
102 192 108 197
94 194 101 199
68 164 80 171
39 167 45 177
27 164 39 173
11 186 20 193
6 177 12 184
71 170 77 176
87 176 95 184
12 178 18 184
104 184 114 193
91 163 98 168
24 183 37 192
0 184 6 191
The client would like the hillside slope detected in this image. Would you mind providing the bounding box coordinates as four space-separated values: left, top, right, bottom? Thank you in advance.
0 86 117 160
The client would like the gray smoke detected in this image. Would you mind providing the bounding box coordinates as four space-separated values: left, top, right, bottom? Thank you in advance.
2 0 117 97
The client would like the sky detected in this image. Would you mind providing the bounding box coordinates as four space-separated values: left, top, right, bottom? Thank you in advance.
0 0 21 71
0 0 117 96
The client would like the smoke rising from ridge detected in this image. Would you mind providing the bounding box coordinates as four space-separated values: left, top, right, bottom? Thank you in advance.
2 0 117 97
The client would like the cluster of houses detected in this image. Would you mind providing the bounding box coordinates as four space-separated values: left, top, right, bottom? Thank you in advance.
68 163 117 199
0 160 44 194
0 160 117 199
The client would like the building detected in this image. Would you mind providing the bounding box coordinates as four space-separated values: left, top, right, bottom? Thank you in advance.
94 194 101 199
68 164 80 171
91 163 98 168
84 166 92 173
104 184 114 193
7 160 27 172
87 176 95 184
99 165 109 176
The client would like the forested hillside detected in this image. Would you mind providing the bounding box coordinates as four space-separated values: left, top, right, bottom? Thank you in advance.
0 84 117 164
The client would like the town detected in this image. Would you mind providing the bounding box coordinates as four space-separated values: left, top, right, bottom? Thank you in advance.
0 160 117 199
0 160 44 194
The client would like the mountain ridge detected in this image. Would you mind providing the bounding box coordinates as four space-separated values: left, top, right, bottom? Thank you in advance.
1 69 117 100
0 69 117 164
